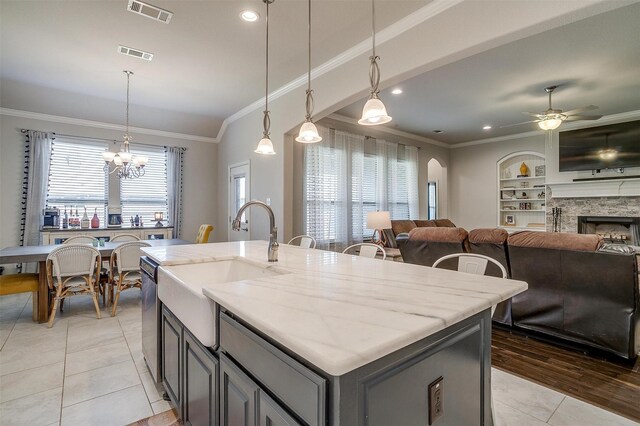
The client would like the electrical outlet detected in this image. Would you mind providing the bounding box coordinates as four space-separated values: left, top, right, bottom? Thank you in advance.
428 376 444 425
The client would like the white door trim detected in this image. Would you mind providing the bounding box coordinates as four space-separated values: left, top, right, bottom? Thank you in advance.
228 161 251 241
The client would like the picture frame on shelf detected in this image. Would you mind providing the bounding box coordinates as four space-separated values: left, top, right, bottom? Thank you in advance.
535 165 545 177
505 214 515 226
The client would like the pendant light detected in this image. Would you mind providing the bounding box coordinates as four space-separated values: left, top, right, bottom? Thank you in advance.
295 0 322 144
102 70 148 179
358 0 391 126
255 0 276 155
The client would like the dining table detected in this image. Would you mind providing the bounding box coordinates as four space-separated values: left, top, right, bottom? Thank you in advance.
0 238 191 323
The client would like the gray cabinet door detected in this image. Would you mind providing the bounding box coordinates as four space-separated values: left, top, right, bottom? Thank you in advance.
220 354 258 426
162 306 182 412
258 391 301 426
184 329 219 426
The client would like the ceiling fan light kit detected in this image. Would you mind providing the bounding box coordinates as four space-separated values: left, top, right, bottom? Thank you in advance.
295 0 322 144
358 0 392 126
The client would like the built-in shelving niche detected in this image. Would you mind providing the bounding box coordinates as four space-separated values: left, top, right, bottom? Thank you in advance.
497 151 546 232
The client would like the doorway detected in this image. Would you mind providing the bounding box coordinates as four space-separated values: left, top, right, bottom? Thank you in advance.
228 161 250 241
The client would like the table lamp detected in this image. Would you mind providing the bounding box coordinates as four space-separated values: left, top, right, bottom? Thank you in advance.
367 211 391 246
154 212 164 227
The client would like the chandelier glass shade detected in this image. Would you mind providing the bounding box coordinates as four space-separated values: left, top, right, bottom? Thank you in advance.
358 0 391 126
103 70 148 179
537 115 565 130
255 0 276 155
295 0 322 144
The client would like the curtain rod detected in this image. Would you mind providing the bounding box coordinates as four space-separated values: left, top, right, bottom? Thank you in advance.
20 129 188 151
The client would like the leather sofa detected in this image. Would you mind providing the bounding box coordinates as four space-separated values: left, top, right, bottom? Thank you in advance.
507 231 639 359
397 227 639 359
385 219 456 248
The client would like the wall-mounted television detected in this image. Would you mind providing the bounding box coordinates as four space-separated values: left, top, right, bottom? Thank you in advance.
559 120 640 172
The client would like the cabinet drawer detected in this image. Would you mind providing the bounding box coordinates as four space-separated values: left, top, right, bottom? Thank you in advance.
220 312 326 426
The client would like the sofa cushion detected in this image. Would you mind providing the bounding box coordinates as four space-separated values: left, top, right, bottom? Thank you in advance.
598 243 639 254
508 231 603 252
391 220 416 236
469 228 508 245
409 227 468 243
414 220 437 228
434 219 456 228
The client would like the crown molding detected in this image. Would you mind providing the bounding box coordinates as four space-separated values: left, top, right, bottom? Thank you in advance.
0 108 218 144
327 113 451 149
215 0 465 141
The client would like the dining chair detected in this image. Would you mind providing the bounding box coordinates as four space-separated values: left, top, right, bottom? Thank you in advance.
46 244 102 327
63 235 98 244
195 224 213 243
342 243 386 260
287 235 317 249
432 252 507 425
109 241 151 316
110 233 141 242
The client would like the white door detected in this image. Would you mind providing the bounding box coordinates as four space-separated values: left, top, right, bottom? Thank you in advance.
229 162 250 241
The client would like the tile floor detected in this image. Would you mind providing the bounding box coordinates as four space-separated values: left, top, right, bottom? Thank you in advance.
0 291 637 426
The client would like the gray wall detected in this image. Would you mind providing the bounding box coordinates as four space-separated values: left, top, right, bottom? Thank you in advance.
0 114 218 253
449 135 545 230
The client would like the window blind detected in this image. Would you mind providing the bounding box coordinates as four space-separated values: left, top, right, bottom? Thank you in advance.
46 137 108 224
120 145 168 224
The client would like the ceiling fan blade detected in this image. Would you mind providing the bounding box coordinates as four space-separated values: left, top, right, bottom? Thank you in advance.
564 115 603 121
500 120 540 128
523 112 545 118
562 105 599 116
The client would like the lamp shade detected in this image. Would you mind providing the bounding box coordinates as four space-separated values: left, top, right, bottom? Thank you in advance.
538 117 563 130
367 211 391 230
358 98 392 126
255 137 276 155
102 151 116 162
295 121 322 143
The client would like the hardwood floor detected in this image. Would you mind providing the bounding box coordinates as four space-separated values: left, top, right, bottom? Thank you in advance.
492 327 640 422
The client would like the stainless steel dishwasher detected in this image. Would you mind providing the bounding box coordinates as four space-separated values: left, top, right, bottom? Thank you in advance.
141 256 162 383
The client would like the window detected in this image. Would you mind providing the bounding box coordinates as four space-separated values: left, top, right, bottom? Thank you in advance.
47 137 108 224
46 137 169 227
120 145 168 224
428 181 437 220
304 127 419 249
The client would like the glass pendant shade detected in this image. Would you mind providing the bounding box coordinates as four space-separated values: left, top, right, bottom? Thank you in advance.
118 151 133 164
295 121 322 143
538 117 563 130
358 97 392 125
102 151 116 162
255 137 276 155
113 156 123 166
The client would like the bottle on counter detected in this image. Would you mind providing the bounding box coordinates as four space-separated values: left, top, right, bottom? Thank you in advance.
74 206 80 228
91 208 100 229
81 207 90 229
134 214 140 227
62 207 68 229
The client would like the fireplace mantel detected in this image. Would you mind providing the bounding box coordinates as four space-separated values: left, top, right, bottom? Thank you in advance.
547 178 640 198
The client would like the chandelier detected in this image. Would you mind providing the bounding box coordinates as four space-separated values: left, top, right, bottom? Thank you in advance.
295 0 321 144
255 0 276 155
103 70 148 178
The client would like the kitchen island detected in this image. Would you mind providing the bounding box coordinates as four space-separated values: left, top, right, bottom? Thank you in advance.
142 241 527 426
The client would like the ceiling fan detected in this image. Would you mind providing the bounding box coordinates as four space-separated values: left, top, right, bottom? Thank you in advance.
503 85 602 130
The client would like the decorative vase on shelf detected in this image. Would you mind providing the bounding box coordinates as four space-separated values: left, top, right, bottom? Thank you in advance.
518 162 529 177
504 168 512 179
81 207 90 229
91 208 100 228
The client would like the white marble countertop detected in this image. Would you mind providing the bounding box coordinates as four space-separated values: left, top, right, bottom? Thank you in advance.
142 241 527 376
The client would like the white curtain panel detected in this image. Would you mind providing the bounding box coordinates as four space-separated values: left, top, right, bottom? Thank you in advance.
166 146 184 238
23 131 53 271
405 145 420 219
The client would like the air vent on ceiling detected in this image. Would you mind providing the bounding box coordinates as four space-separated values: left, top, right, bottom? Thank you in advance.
127 0 173 24
118 45 154 61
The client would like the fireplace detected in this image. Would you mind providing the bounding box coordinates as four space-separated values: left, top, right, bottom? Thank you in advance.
577 216 640 245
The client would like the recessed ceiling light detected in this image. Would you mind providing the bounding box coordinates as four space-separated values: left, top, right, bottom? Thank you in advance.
391 88 403 95
483 125 492 130
433 130 444 134
240 10 259 22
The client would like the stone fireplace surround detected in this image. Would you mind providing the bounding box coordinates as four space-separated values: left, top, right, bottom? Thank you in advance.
545 187 640 235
